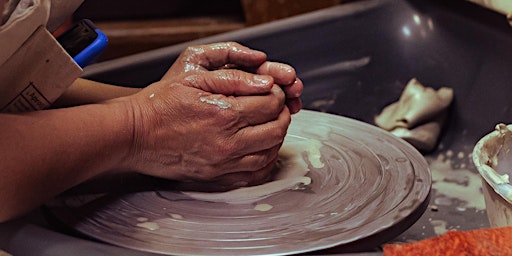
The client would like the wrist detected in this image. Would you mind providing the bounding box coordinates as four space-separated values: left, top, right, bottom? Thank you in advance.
97 96 139 175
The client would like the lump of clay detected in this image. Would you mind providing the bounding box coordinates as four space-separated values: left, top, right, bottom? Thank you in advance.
374 78 454 152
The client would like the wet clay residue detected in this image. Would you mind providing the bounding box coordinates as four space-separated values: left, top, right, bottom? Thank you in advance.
375 78 453 152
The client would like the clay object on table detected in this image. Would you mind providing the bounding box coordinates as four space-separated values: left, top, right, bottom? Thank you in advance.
375 78 454 152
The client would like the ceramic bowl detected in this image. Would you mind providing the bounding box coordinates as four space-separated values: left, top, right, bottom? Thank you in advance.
473 124 512 227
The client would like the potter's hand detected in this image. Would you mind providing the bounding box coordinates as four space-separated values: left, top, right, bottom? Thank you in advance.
163 42 303 114
124 70 290 184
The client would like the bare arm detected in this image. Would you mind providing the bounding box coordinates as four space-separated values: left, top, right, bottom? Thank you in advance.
0 42 301 222
0 98 133 221
53 42 304 111
52 78 141 108
0 69 288 222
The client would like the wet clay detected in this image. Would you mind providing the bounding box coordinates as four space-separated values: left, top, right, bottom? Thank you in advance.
375 78 453 152
199 96 231 109
46 110 431 256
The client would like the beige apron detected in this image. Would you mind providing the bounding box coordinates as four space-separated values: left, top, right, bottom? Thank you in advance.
0 0 84 112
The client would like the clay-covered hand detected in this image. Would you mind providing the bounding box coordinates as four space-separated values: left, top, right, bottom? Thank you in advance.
122 69 290 185
163 42 303 114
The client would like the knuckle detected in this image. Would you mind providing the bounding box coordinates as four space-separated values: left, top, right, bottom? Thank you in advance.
214 106 239 124
214 138 239 157
181 46 206 63
198 161 233 181
214 106 243 130
225 41 240 49
273 85 286 98
272 125 288 142
253 154 272 170
214 69 235 82
184 45 204 55
220 69 244 86
270 87 286 106
249 164 275 185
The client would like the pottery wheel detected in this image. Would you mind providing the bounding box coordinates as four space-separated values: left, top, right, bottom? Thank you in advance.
46 110 431 255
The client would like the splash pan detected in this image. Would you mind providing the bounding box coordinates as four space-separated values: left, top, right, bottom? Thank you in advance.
47 110 431 255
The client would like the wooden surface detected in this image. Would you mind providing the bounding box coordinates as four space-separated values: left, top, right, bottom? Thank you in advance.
241 0 341 25
74 0 344 61
95 16 245 60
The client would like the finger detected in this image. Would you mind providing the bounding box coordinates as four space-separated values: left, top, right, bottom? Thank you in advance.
212 144 281 176
182 70 274 96
213 155 279 187
256 61 297 86
175 156 278 192
185 42 267 71
287 97 302 114
283 78 304 99
230 84 286 127
194 84 285 128
232 106 291 155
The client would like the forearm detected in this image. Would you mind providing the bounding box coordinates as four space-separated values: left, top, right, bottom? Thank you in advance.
0 99 134 221
52 78 141 108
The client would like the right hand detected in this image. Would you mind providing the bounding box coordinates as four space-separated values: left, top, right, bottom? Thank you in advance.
121 70 291 187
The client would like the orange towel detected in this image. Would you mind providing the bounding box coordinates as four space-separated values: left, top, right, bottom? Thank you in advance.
383 226 512 256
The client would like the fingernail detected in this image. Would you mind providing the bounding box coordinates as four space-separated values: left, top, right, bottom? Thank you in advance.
253 75 272 86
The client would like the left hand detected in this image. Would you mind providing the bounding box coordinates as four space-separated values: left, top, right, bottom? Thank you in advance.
163 42 303 114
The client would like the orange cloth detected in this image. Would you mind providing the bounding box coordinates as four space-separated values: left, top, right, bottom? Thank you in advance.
383 226 512 256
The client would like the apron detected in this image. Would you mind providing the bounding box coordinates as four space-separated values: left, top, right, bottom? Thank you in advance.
0 0 84 112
